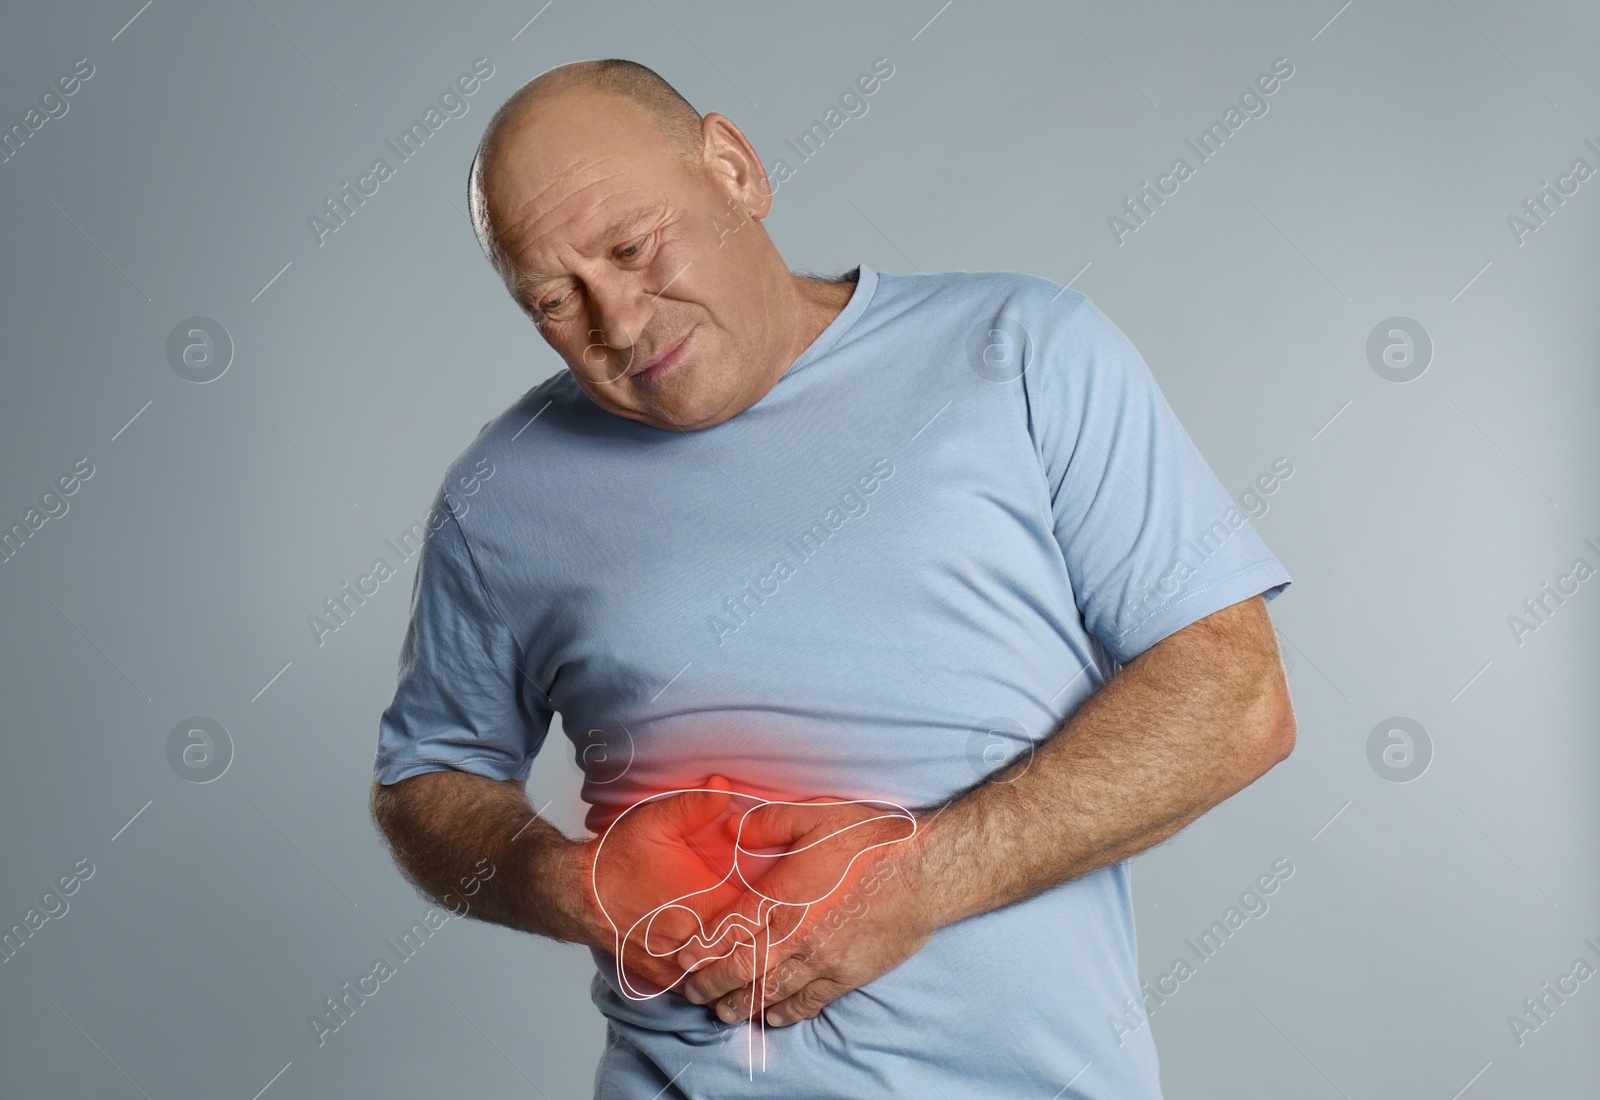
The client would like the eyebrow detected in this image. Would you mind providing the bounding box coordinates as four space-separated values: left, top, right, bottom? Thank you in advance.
508 205 661 298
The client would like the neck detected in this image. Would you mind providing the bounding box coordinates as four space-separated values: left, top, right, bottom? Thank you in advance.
716 264 858 425
780 268 857 368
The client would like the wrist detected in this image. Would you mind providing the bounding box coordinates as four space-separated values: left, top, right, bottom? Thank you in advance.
529 833 608 949
899 805 979 931
855 815 941 939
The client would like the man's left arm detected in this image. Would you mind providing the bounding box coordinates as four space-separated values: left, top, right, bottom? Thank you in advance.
681 591 1295 1025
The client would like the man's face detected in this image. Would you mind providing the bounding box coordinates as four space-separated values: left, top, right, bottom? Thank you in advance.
483 89 778 431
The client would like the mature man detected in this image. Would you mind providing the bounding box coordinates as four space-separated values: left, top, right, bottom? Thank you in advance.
370 57 1295 1099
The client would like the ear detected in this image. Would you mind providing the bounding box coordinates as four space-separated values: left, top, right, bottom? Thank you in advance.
698 111 774 221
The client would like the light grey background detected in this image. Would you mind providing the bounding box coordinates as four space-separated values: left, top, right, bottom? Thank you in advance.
2 1 1596 1097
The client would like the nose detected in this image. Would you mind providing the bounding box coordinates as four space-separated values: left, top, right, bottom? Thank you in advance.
585 274 655 378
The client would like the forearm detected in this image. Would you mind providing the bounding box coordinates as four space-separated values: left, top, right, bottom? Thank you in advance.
909 596 1295 928
369 770 601 946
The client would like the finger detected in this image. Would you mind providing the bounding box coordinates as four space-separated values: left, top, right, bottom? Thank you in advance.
621 899 748 992
732 800 915 858
676 895 801 973
712 945 820 1021
612 938 698 996
728 800 832 849
764 977 853 1027
656 775 732 838
685 902 818 1007
680 904 812 1005
640 872 752 957
640 904 709 958
680 926 764 1005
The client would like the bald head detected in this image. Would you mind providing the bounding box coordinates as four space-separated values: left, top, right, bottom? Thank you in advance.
469 59 704 282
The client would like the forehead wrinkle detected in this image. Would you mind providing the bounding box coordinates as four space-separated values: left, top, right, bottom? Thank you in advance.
504 176 663 289
496 149 634 245
491 137 641 235
495 162 623 254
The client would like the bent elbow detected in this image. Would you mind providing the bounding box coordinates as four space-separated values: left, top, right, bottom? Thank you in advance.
1255 672 1297 769
1231 660 1296 779
1266 701 1297 765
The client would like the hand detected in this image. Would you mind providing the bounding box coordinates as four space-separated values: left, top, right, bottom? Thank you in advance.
677 797 929 1026
586 776 748 996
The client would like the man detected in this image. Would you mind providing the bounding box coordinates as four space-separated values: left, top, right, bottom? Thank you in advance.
370 57 1295 1099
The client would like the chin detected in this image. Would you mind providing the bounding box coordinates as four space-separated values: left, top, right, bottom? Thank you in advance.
661 390 743 432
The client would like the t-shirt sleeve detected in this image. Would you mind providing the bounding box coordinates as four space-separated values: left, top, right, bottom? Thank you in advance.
373 488 551 785
1023 290 1291 665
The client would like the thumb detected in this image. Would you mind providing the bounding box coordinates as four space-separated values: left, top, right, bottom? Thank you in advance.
656 775 732 838
729 800 820 850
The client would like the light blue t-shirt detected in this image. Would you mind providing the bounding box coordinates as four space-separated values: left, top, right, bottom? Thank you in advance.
375 263 1290 1099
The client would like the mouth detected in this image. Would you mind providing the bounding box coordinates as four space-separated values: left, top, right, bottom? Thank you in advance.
632 329 693 382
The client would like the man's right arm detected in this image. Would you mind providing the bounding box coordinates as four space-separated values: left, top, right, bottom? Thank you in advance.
369 770 601 947
374 772 772 995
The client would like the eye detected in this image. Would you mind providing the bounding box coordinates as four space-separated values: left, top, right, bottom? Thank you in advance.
533 281 580 318
617 235 648 260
